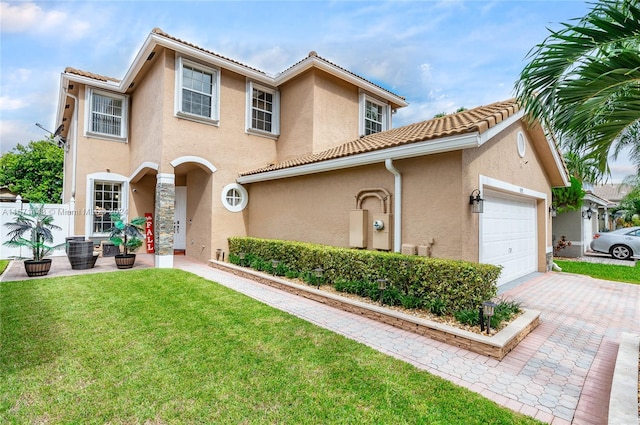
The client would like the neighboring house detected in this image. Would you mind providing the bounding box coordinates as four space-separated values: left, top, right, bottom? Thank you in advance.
551 191 609 258
0 186 20 202
55 28 568 286
591 183 632 229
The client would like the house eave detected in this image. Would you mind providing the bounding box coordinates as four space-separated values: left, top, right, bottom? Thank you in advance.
237 133 480 184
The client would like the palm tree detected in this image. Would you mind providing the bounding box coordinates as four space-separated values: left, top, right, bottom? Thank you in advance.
515 0 640 173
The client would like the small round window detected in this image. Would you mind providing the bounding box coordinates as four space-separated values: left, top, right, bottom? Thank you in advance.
221 183 248 212
517 131 526 158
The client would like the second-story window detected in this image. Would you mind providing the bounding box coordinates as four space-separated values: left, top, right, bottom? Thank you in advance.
85 89 128 141
246 81 279 138
175 57 220 124
359 93 390 136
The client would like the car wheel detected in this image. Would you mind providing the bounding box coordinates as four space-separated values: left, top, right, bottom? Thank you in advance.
610 245 632 260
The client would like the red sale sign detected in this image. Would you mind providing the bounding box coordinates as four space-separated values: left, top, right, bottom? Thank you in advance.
145 213 154 253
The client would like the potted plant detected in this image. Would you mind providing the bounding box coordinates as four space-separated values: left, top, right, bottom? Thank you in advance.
108 212 145 269
3 203 65 277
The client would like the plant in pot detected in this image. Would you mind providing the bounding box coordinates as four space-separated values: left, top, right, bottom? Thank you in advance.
3 203 66 277
108 212 145 269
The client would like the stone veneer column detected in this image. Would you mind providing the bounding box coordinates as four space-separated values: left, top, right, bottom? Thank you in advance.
155 173 175 268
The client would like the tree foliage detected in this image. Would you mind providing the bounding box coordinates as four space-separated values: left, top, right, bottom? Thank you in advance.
552 175 585 213
0 139 63 203
516 0 640 173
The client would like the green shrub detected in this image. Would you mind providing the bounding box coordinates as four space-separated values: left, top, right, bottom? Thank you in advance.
454 309 480 326
228 237 500 314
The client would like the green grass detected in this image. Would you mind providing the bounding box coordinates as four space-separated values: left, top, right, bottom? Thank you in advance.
555 260 640 285
1 269 541 424
0 260 8 276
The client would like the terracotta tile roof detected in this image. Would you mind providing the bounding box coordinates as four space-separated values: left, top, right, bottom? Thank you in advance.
280 51 405 101
64 67 120 83
591 183 632 202
151 28 268 76
240 99 520 176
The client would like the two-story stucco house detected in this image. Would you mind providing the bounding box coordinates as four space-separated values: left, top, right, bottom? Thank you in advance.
55 28 568 286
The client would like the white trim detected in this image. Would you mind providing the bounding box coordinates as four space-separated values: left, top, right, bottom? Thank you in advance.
129 161 159 183
517 131 526 158
221 183 248 212
246 80 280 137
359 92 390 136
155 254 174 268
170 156 217 173
84 88 129 142
85 172 128 237
157 173 175 185
174 56 220 124
237 132 480 184
477 110 524 145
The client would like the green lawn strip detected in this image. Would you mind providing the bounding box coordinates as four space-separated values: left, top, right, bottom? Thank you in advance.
0 260 8 276
1 269 541 424
554 260 640 285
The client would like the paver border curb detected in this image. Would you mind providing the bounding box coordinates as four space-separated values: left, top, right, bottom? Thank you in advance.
608 332 640 425
209 260 540 360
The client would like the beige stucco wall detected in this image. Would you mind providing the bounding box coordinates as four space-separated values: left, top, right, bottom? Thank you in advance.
278 68 361 162
462 121 553 272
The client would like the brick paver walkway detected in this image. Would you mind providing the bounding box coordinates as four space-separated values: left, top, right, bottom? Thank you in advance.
176 259 639 425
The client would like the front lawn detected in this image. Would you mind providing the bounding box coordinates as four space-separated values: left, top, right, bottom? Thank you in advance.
0 260 8 276
554 259 640 285
1 269 540 424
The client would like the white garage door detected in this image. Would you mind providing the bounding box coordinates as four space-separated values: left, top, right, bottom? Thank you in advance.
481 190 537 286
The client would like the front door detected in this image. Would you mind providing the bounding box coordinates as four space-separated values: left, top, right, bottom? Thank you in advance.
174 187 187 251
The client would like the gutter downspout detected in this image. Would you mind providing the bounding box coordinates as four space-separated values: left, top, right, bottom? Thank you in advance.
65 90 79 235
65 91 79 200
385 158 401 252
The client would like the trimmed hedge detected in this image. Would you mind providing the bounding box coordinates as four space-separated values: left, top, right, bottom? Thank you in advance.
228 237 501 314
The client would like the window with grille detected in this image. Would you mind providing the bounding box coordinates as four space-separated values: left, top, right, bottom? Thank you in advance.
176 57 219 123
93 181 121 233
85 89 128 140
359 93 389 136
246 81 279 137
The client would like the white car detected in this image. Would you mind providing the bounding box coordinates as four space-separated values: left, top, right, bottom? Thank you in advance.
590 226 640 260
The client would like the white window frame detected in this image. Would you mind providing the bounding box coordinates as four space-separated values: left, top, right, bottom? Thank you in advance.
221 183 248 212
84 88 128 142
85 172 129 237
246 80 280 138
359 92 390 136
175 56 220 125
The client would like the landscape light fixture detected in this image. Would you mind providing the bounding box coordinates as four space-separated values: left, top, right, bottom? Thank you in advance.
469 189 484 213
482 301 497 335
238 252 246 266
377 278 388 305
271 259 280 274
313 267 324 288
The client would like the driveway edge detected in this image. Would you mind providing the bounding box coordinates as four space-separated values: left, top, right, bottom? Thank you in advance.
608 332 640 425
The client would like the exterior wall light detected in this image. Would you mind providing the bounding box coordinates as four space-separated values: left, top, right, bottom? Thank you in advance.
469 189 484 213
482 301 497 335
582 205 593 220
549 205 557 217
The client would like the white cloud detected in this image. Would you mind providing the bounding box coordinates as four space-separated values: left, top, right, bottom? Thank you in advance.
0 96 28 111
0 2 90 39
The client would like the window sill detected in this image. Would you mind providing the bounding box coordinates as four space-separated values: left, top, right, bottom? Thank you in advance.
175 111 219 126
246 128 279 140
85 132 128 143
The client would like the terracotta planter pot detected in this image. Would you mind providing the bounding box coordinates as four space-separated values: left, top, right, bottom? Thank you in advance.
114 253 136 269
24 259 53 277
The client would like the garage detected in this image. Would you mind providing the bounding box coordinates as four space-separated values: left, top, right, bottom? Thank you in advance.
480 189 538 286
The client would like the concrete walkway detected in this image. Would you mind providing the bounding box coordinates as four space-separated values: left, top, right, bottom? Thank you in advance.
2 255 638 424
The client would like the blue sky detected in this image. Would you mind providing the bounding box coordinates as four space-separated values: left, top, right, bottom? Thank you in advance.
0 0 635 181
